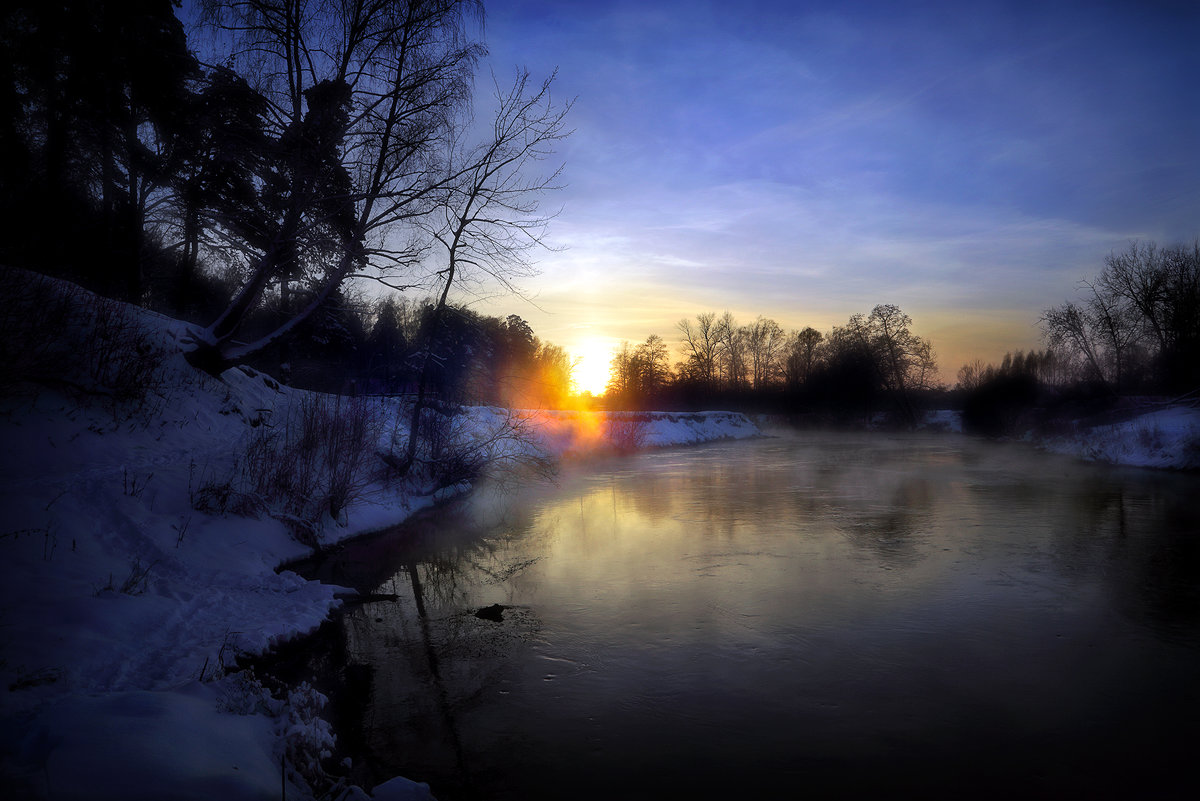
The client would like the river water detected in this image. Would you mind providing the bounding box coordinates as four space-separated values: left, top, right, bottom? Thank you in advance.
287 431 1200 800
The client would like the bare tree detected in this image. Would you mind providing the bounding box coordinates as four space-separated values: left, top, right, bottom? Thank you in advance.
184 0 487 374
1042 240 1200 391
745 315 785 389
606 334 669 406
399 68 570 473
955 358 987 392
605 340 634 399
532 340 575 408
634 334 671 396
677 312 721 388
714 311 747 390
868 305 936 393
1042 301 1107 383
1085 279 1144 387
1043 281 1143 387
1096 240 1200 389
785 326 822 387
840 304 937 424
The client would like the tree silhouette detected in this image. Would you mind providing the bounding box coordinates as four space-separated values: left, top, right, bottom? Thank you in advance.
182 0 489 375
1 0 196 299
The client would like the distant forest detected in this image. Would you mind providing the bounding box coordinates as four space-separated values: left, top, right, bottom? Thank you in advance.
606 305 937 425
609 238 1200 431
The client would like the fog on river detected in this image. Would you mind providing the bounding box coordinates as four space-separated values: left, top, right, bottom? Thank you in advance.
282 431 1200 800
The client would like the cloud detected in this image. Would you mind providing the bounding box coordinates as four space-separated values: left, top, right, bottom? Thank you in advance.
469 0 1200 377
484 174 1142 373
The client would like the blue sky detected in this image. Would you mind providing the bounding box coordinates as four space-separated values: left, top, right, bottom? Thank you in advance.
467 0 1200 390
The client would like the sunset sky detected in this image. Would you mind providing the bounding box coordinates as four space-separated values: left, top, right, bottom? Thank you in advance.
465 0 1200 393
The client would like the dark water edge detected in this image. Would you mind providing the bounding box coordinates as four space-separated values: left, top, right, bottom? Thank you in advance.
258 433 1200 801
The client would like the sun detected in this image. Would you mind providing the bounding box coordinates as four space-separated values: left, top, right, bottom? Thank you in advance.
572 340 614 397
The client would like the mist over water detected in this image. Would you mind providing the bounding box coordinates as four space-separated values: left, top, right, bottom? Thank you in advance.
292 432 1200 800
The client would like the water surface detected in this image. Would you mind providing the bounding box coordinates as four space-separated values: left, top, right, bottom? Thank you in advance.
294 431 1200 800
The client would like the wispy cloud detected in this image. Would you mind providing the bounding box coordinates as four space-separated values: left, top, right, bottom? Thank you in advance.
474 0 1200 377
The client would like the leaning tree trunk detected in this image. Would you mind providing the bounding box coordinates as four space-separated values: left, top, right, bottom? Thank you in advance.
182 206 303 375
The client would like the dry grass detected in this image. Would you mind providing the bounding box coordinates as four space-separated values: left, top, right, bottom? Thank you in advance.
193 395 386 544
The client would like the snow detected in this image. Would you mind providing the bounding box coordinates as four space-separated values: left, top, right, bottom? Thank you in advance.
14 687 282 801
466 407 760 459
0 272 759 800
918 404 1200 469
1040 404 1200 470
921 408 964 433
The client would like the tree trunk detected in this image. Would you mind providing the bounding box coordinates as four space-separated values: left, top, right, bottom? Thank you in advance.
173 193 200 313
185 204 303 374
123 111 143 303
401 251 459 474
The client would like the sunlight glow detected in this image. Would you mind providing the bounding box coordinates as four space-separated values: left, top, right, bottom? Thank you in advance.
572 340 615 396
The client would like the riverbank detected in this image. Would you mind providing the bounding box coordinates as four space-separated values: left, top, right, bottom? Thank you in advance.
1037 403 1200 470
924 404 1200 470
913 406 1200 471
0 273 759 799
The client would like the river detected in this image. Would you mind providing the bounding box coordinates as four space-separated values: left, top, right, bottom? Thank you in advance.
282 430 1200 800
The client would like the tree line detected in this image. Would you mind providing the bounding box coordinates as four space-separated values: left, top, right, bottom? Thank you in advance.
606 304 938 425
608 238 1199 433
365 300 575 408
1040 240 1200 393
953 240 1199 436
249 289 575 407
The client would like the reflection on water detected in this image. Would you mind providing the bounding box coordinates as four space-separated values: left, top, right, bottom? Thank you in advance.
292 431 1200 800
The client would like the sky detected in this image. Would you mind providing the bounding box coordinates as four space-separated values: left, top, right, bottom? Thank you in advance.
461 0 1200 393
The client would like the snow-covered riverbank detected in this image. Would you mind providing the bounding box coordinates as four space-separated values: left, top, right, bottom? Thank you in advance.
0 276 758 800
917 406 1200 470
1038 403 1200 470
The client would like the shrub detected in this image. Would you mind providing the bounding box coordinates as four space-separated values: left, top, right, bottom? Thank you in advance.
388 403 555 492
198 395 386 543
0 267 77 395
605 413 648 452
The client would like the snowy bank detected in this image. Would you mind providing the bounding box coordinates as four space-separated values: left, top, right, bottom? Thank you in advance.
920 409 964 433
1039 404 1200 470
917 402 1200 471
463 406 760 460
0 270 758 799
